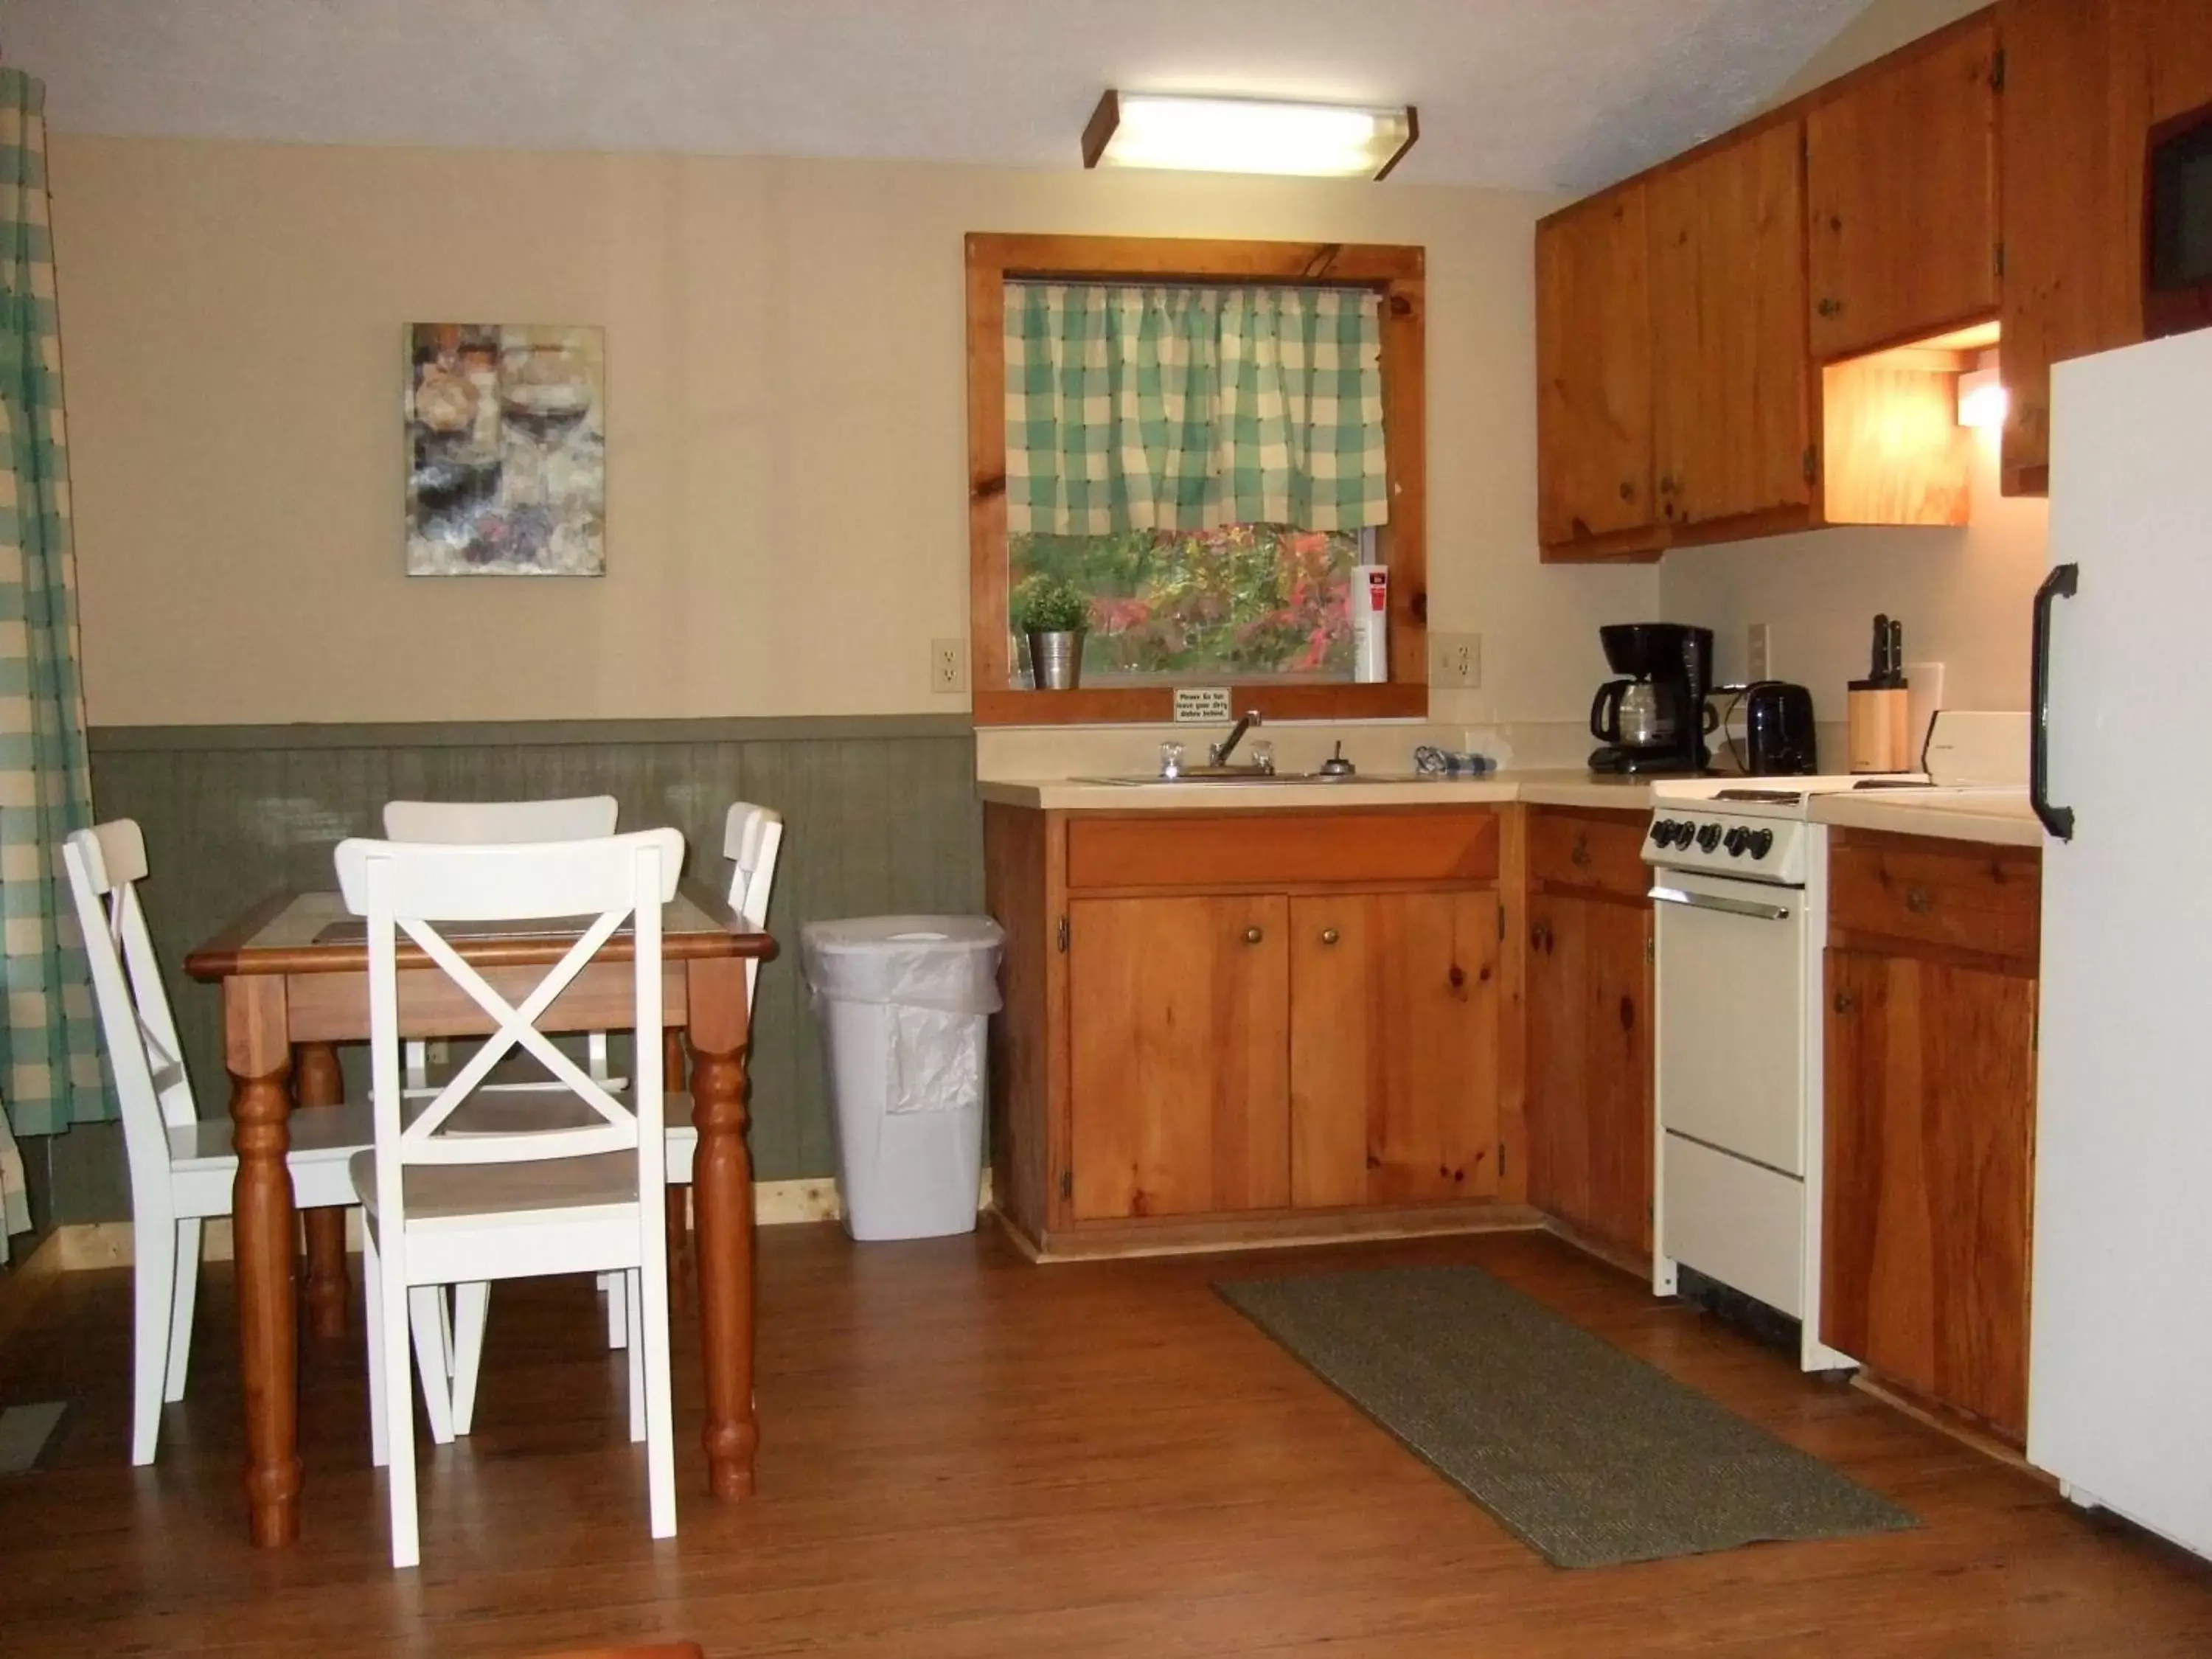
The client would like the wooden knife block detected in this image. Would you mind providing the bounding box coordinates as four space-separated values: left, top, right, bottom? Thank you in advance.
1846 685 1912 773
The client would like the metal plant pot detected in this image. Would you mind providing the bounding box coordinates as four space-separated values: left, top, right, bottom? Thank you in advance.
1026 628 1085 691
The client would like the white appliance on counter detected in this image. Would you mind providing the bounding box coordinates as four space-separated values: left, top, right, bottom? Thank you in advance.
1643 777 1874 1372
2029 326 2212 1559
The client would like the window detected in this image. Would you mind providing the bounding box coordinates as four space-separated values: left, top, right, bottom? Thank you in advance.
966 234 1427 726
1010 524 1368 684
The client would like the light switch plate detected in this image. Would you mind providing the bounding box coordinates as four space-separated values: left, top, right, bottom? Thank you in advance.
1430 633 1481 689
931 639 967 695
1747 622 1772 681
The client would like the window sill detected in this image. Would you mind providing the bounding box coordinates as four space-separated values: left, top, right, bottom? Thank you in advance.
973 681 1428 728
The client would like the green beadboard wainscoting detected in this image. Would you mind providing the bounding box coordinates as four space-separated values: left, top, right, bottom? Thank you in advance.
23 715 982 1228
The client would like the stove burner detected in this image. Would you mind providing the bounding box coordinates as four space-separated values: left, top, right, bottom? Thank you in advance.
1713 788 1805 804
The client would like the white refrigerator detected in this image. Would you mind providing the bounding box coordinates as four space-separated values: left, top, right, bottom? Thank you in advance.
2031 324 2212 1557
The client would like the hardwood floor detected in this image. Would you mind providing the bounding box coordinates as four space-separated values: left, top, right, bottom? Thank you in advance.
4 1225 2210 1656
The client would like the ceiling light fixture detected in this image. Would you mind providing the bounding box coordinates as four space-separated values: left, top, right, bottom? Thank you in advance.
1082 91 1418 180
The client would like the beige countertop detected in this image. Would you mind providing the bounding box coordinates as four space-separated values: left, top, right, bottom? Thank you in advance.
978 768 1660 813
1809 786 2042 848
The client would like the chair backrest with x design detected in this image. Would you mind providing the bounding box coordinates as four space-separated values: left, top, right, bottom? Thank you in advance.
334 831 685 1220
62 821 197 1213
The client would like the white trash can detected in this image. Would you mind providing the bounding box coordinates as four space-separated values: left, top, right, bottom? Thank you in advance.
801 915 1004 1241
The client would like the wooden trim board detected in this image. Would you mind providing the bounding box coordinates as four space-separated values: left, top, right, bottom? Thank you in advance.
32 1175 992 1273
1000 1200 1546 1263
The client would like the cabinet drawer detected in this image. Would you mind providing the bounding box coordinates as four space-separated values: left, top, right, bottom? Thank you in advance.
1066 810 1498 892
1528 808 1651 900
1828 830 2039 962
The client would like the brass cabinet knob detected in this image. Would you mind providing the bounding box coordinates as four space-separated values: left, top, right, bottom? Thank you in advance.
1833 990 1857 1014
1905 886 1934 915
1244 925 1264 945
1818 296 1843 317
1570 837 1593 867
1618 481 1635 501
1321 928 1340 945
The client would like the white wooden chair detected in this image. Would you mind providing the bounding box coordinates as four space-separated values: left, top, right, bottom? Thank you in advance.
439 802 783 1431
338 828 686 1569
666 802 783 1189
60 821 390 1465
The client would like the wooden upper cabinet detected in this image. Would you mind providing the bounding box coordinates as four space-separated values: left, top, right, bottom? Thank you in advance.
1648 121 1815 529
1806 18 2000 359
1536 184 1659 553
1997 0 2149 494
1067 894 1290 1220
1287 891 1500 1208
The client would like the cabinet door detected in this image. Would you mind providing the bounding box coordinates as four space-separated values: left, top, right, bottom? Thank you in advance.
1526 892 1654 1252
1287 890 1500 1208
1821 947 2036 1440
1537 184 1658 548
1068 895 1290 1221
1806 20 1998 359
1997 0 2149 493
1649 121 1814 527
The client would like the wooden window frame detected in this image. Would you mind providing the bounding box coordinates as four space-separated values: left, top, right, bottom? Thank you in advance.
966 233 1428 727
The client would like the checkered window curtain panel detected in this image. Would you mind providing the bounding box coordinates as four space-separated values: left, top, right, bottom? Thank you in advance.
0 69 102 1138
1004 282 1388 536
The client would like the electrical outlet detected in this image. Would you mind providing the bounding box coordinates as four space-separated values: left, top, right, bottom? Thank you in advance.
1747 622 1772 682
1430 633 1481 689
931 639 967 695
426 1038 451 1067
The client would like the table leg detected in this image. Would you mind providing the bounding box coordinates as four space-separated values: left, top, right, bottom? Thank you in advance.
687 956 755 1500
294 1043 349 1340
664 1028 691 1310
228 975 300 1548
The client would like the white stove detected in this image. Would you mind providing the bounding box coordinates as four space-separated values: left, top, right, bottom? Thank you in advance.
1640 773 1895 1371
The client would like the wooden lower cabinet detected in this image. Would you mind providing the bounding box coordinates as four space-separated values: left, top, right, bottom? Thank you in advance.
987 804 1508 1253
1820 829 2039 1443
1526 888 1654 1253
1288 890 1501 1208
1068 894 1290 1221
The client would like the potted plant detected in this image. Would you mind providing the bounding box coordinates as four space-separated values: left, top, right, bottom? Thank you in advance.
1014 574 1091 690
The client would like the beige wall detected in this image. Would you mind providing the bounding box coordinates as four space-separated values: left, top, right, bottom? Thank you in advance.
52 136 1656 727
1663 0 2045 720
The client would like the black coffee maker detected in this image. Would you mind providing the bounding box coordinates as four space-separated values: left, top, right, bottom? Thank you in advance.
1588 622 1716 775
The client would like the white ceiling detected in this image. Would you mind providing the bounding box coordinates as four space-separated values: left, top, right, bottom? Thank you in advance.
8 0 1868 192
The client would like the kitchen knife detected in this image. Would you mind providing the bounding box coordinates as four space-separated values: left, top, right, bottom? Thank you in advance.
1886 619 1904 684
1871 614 1889 681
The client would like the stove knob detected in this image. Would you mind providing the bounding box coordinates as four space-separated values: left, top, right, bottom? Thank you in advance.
1647 818 1667 844
1658 819 1683 847
1724 827 1749 856
1748 828 1774 859
1696 822 1722 852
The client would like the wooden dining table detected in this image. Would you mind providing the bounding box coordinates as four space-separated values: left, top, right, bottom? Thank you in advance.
185 880 776 1548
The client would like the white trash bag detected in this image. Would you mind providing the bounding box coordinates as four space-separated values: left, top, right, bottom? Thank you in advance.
801 916 1004 1239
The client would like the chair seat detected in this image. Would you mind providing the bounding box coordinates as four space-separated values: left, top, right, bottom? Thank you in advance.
349 1147 640 1226
167 1102 377 1216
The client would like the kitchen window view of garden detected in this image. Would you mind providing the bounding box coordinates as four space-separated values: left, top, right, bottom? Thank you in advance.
1009 524 1367 684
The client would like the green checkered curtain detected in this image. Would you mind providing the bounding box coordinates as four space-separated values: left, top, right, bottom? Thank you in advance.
0 69 101 1138
1004 282 1388 535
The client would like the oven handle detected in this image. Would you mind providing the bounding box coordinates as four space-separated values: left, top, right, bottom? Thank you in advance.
1647 884 1792 922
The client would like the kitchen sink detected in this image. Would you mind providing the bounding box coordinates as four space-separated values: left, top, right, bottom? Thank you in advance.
1072 771 1439 787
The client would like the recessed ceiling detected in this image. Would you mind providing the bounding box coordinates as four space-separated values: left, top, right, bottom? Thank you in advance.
10 0 1868 192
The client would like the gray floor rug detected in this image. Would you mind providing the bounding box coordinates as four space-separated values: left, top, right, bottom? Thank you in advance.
1217 1265 1915 1569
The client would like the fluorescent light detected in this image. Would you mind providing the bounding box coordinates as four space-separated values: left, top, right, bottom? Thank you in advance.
1957 351 2007 429
1082 91 1417 180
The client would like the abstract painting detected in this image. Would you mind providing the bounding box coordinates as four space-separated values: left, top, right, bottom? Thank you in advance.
406 323 605 576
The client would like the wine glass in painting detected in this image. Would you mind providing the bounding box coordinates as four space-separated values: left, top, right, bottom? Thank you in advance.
498 339 596 565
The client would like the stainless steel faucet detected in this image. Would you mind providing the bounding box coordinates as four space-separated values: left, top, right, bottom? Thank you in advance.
1208 709 1265 769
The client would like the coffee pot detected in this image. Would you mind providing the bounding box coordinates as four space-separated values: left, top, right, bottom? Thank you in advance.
1592 678 1675 748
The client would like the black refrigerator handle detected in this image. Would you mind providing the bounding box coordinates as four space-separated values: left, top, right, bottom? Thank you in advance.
2031 563 2079 842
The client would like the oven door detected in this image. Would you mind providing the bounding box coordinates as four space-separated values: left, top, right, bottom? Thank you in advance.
1652 867 1807 1175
